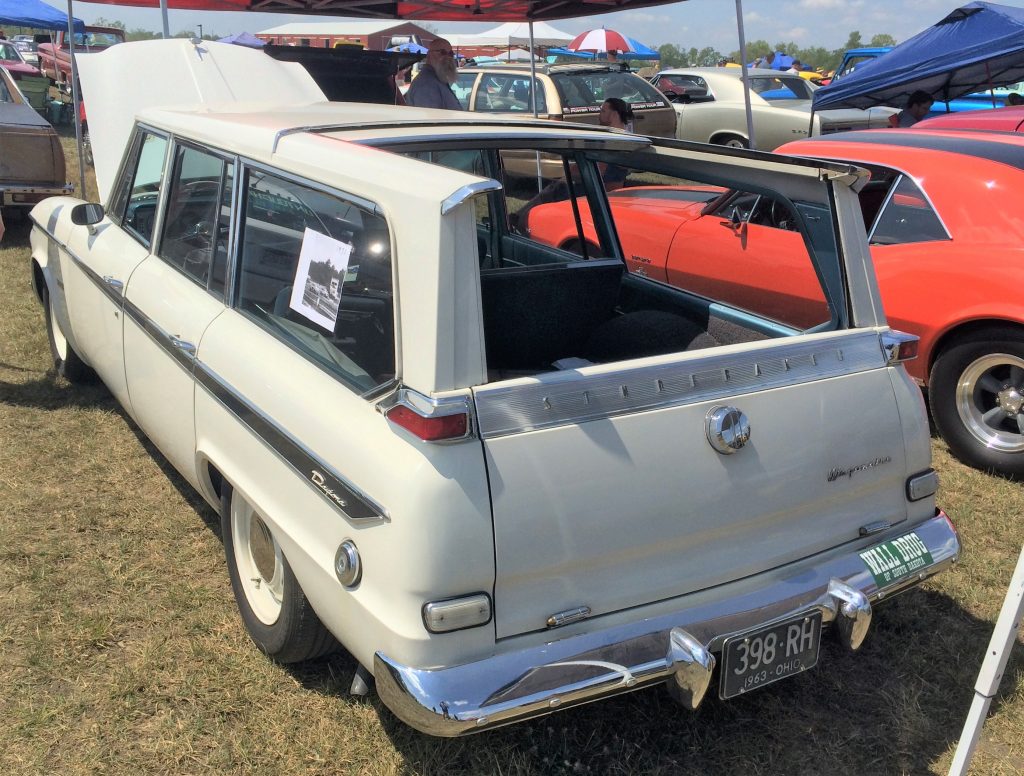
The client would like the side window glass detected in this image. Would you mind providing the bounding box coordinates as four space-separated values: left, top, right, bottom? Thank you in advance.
159 144 232 288
121 131 168 247
501 151 602 262
453 72 477 109
236 170 395 392
475 74 547 113
870 176 949 245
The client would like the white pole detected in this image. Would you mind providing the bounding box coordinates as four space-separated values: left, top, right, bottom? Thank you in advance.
948 545 1024 776
160 0 171 38
529 21 538 117
65 0 86 200
734 0 756 149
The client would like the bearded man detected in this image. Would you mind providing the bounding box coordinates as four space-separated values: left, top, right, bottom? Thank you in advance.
405 38 463 110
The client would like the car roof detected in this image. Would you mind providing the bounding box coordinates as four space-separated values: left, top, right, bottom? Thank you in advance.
657 67 800 79
461 62 631 76
139 101 636 160
783 128 1024 172
915 106 1024 132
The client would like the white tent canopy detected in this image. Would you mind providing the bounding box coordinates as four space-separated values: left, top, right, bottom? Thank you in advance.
450 21 574 47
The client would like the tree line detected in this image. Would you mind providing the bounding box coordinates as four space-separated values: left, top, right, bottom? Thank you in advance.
656 31 898 73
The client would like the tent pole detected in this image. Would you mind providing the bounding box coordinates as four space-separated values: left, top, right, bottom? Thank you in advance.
734 0 756 149
529 21 538 117
66 0 86 201
160 0 170 38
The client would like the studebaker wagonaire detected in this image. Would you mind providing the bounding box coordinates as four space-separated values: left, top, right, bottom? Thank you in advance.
29 39 959 736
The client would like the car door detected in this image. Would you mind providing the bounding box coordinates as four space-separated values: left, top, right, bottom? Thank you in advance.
60 127 169 411
122 141 234 490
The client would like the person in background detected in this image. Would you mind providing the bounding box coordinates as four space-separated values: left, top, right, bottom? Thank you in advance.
891 90 934 127
405 38 462 110
606 49 618 63
1007 92 1023 106
786 59 802 74
599 97 633 132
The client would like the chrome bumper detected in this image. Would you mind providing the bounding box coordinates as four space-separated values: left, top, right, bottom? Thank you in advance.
3 183 74 205
375 512 959 736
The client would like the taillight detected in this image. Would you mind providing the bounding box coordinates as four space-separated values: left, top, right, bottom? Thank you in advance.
378 389 472 442
881 330 919 365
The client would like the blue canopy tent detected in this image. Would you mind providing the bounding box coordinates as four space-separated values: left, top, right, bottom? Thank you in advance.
218 31 265 47
814 1 1024 112
547 36 659 61
0 0 83 30
770 52 794 71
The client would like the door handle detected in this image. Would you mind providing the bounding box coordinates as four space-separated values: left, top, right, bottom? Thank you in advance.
103 275 124 293
169 335 197 358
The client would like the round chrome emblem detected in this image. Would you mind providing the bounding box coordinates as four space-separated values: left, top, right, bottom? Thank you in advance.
705 406 751 455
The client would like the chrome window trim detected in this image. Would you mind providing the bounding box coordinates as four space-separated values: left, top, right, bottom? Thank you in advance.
441 180 503 215
119 128 173 250
472 331 887 439
194 360 388 522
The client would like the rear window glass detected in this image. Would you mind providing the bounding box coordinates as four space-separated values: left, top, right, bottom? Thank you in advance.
551 71 667 117
750 76 812 100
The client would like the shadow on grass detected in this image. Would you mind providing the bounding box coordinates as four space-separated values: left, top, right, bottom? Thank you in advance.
0 373 115 411
362 587 1023 776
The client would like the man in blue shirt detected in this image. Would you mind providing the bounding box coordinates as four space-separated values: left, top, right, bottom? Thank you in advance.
406 38 463 110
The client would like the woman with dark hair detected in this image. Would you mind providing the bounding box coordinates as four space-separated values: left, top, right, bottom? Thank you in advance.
600 97 634 132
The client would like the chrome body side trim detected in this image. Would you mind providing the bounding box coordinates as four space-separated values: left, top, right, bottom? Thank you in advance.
33 219 125 307
441 180 503 216
194 361 388 523
375 512 959 737
473 331 886 439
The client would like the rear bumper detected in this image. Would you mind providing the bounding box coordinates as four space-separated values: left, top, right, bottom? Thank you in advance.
3 183 74 207
375 511 959 736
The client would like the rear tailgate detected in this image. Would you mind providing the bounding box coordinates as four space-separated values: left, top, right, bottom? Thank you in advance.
474 330 909 639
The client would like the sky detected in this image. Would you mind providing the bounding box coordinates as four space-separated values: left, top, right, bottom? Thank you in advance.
27 0 1024 54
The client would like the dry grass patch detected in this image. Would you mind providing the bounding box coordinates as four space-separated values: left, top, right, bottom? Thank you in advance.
0 141 1022 774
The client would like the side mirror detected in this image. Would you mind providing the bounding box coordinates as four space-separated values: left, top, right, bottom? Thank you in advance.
70 202 104 226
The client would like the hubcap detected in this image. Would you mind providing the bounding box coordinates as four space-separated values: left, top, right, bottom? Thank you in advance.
955 353 1024 453
231 495 284 625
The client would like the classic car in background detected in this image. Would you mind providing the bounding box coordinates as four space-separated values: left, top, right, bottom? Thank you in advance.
455 62 678 138
0 65 72 214
30 39 958 736
650 67 897 149
527 127 1024 477
9 36 40 66
0 39 48 110
37 25 124 91
915 105 1024 131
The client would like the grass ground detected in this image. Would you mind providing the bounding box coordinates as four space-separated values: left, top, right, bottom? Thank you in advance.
0 137 1022 775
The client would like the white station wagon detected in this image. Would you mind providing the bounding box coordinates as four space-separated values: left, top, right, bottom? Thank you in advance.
29 40 959 736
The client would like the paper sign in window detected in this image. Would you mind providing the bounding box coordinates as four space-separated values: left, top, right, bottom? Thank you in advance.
289 227 354 331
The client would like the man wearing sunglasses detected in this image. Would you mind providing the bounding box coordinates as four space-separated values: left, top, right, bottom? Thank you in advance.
405 38 464 110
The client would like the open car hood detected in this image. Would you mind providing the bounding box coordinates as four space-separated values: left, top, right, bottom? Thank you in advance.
76 38 327 205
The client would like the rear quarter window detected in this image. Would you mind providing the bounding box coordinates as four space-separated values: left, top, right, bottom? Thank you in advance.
870 176 949 245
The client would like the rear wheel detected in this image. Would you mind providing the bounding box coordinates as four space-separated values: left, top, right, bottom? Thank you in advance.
930 328 1024 478
42 284 95 383
715 134 749 149
221 483 337 663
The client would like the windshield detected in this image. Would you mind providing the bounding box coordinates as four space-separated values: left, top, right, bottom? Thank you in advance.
552 71 667 115
71 31 124 47
0 42 23 62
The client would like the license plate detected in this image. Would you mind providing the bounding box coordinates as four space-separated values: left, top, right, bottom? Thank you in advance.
720 610 822 699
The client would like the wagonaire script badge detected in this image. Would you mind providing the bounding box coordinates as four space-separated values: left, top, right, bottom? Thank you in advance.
310 470 348 508
827 456 892 482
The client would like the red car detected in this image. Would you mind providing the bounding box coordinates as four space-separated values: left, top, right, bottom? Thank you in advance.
525 129 1024 477
916 105 1024 132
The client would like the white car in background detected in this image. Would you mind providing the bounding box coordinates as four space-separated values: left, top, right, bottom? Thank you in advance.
28 39 958 737
651 67 897 150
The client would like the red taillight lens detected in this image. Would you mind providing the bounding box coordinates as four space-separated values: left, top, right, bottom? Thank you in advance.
893 338 919 362
386 405 468 441
882 331 919 364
